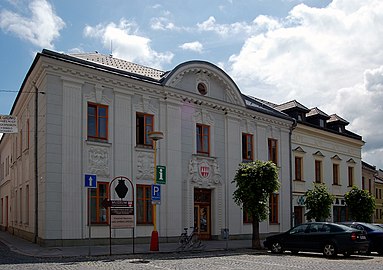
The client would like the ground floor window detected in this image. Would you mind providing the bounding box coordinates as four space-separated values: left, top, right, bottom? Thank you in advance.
137 185 153 224
333 206 348 222
90 182 109 224
269 193 279 224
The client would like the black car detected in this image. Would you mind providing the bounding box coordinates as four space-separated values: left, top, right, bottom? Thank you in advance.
340 222 383 255
263 222 369 257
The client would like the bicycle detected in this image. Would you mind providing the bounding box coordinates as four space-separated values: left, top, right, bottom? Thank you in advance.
177 227 203 250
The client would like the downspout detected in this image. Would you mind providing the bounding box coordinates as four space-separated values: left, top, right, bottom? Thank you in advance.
289 119 297 228
34 84 39 244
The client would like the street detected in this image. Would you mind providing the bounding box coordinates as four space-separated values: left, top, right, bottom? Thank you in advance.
1 242 383 270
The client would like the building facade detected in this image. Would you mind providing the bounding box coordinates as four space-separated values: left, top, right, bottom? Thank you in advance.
274 100 364 225
375 169 383 224
0 49 294 246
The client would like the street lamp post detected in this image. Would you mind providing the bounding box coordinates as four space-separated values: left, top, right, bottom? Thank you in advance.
148 131 164 251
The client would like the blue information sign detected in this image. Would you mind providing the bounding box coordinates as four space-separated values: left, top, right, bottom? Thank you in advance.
85 174 97 188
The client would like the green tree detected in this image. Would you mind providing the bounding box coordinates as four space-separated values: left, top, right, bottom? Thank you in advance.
304 184 334 222
232 160 280 249
344 186 375 222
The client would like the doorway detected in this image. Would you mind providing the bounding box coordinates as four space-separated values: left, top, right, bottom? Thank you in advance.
194 188 211 240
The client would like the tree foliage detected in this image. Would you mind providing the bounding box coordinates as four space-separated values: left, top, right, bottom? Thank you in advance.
344 186 375 222
232 160 280 249
304 184 334 222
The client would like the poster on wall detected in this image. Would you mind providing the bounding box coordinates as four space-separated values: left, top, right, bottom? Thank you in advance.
0 115 18 133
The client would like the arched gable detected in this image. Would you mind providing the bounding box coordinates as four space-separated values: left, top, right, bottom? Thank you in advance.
161 61 245 107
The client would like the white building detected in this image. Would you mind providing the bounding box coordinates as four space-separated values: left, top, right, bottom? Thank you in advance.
274 100 364 224
0 49 294 246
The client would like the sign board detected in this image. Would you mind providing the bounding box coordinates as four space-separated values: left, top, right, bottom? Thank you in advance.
156 165 166 184
151 184 161 203
110 207 134 228
85 174 97 188
0 115 17 133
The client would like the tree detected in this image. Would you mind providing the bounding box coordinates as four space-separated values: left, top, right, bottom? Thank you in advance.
304 184 334 222
344 186 375 222
232 160 280 249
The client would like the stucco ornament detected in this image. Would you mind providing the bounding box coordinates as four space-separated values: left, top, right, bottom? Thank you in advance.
88 146 109 177
189 156 221 187
136 152 154 180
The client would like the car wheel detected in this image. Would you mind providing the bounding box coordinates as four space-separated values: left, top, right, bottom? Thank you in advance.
377 249 383 256
291 250 299 255
271 242 283 253
323 243 337 257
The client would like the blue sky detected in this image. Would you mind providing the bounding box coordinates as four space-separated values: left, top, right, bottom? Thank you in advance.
1 0 383 170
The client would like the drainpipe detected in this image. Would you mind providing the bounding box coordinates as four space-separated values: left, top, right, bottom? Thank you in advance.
289 119 297 228
34 84 39 244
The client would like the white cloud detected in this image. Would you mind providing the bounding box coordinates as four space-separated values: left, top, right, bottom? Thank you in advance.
179 41 203 53
197 16 254 37
150 17 176 31
0 0 65 49
227 0 383 168
84 19 173 69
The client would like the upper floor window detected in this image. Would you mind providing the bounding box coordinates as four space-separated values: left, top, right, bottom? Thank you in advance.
243 210 253 224
295 157 303 181
196 124 210 155
333 164 340 185
88 103 108 140
268 139 278 165
136 113 154 147
348 166 354 186
242 133 253 161
315 160 322 183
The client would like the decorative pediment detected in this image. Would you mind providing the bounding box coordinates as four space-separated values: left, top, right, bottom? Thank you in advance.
331 155 342 161
313 151 325 157
293 146 306 153
347 158 356 164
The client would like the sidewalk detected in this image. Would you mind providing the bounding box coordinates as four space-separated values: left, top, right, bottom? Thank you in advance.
0 231 256 258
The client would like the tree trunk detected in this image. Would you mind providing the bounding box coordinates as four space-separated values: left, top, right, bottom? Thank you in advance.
251 219 261 249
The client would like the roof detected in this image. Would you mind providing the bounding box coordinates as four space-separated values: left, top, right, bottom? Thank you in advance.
70 52 166 80
327 114 349 125
242 95 293 121
275 100 310 112
306 107 330 119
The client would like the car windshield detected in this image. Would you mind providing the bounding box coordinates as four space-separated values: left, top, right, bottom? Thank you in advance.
360 223 383 232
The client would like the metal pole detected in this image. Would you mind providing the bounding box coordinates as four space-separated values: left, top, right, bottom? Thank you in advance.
153 139 157 231
34 85 39 244
88 188 91 256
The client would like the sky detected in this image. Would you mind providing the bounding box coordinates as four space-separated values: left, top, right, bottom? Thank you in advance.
1 0 383 170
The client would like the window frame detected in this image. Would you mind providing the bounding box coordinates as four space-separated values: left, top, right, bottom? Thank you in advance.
268 138 278 165
136 184 153 225
294 156 303 181
332 163 340 185
136 113 154 147
269 193 279 224
348 166 354 187
243 210 253 224
89 182 109 225
87 102 108 141
315 160 322 183
242 133 254 161
196 123 210 155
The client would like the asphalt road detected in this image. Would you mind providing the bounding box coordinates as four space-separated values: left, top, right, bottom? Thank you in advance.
1 241 383 270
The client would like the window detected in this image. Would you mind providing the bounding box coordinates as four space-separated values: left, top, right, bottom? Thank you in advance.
136 113 154 147
89 182 109 224
362 176 365 190
137 185 153 224
348 166 354 186
315 160 322 183
25 185 29 224
87 103 108 140
369 179 372 194
197 82 207 95
268 139 278 165
333 164 339 185
196 124 210 155
295 157 303 181
269 193 279 224
243 210 253 224
242 133 253 161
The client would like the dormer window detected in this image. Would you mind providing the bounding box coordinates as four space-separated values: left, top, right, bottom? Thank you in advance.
319 119 325 127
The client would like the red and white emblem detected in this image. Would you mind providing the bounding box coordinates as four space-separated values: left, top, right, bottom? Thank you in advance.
199 161 210 179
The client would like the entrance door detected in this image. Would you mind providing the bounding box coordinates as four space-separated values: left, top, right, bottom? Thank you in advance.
294 206 303 226
194 188 211 240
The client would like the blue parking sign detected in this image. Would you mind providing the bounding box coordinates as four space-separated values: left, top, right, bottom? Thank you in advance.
85 174 97 188
151 184 161 201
